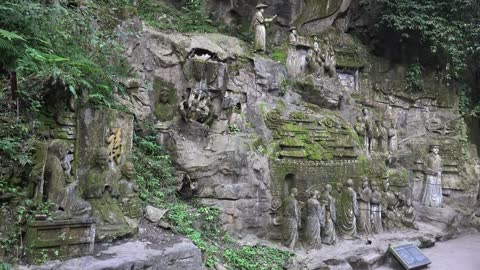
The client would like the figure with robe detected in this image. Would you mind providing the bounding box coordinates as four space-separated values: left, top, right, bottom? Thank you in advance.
401 198 418 229
357 179 372 234
321 184 337 245
304 190 324 250
370 182 383 234
382 181 400 230
337 179 359 239
252 3 277 52
421 145 443 207
283 188 300 249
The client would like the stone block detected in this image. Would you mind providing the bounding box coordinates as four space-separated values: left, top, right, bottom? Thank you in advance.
25 218 96 264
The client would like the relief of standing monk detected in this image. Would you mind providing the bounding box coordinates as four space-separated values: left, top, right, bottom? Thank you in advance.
304 190 324 250
283 188 300 249
337 179 359 240
421 144 443 207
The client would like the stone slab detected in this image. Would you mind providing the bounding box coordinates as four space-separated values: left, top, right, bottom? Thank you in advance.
25 218 96 264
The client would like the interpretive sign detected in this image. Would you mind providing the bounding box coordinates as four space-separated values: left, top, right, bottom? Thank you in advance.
389 244 432 270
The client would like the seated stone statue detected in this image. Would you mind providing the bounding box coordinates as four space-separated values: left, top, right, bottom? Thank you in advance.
321 184 336 245
84 148 132 240
401 198 418 230
337 179 359 240
304 190 324 250
32 140 91 220
118 162 142 219
283 188 300 249
382 181 401 230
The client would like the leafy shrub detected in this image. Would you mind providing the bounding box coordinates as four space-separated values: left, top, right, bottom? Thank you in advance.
223 245 294 270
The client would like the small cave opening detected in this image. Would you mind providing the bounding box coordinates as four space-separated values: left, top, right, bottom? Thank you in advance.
284 173 296 197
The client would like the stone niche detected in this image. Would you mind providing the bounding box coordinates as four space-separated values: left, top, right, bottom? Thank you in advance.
77 108 137 241
25 218 96 264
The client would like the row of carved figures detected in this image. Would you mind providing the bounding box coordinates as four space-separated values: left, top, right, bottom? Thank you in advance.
281 179 416 250
354 108 397 155
289 27 337 78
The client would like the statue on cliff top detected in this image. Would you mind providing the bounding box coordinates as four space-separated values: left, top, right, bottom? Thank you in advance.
421 144 443 207
252 3 277 53
288 26 298 46
283 188 300 249
304 190 324 250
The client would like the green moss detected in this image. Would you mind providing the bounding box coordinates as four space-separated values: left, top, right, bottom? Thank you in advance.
304 143 334 161
280 137 305 147
271 43 288 64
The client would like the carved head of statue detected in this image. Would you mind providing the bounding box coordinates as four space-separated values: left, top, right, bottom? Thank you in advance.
362 180 369 189
371 182 378 191
362 108 368 117
325 184 332 194
256 3 267 13
406 198 413 207
95 148 110 170
312 190 320 199
290 188 298 197
121 162 134 180
346 179 354 187
430 145 440 155
49 139 70 159
335 182 343 192
384 181 390 191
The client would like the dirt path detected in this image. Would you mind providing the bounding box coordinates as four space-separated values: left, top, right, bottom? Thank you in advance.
376 234 480 270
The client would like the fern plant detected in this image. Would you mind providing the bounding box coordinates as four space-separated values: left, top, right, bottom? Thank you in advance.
0 28 25 70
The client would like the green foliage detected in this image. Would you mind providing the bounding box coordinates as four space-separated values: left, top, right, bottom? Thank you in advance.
375 0 480 79
0 0 131 110
137 0 217 33
0 28 25 70
133 135 176 205
0 262 12 270
223 245 294 270
271 44 288 64
228 123 241 134
405 63 424 92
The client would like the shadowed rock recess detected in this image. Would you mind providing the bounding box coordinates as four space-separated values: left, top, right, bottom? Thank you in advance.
1 0 480 269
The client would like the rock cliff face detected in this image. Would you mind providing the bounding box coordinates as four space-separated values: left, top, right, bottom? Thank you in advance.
116 13 480 239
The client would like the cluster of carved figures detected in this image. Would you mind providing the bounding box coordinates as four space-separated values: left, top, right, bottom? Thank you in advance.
354 108 397 155
281 179 417 250
281 144 444 250
32 139 141 223
289 27 337 78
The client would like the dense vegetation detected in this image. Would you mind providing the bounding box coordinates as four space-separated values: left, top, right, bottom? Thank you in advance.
369 0 480 115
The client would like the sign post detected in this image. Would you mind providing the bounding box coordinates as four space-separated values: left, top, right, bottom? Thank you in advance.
389 244 432 270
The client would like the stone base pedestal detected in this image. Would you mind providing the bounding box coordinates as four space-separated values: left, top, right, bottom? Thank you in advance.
25 218 96 264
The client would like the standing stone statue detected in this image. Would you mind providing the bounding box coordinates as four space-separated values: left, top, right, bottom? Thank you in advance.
354 115 366 148
304 190 324 250
312 35 325 71
321 184 336 245
370 182 383 234
323 39 336 77
252 3 277 52
374 120 388 153
362 109 374 153
283 188 300 249
357 179 372 235
421 145 443 207
288 26 298 46
337 179 359 239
